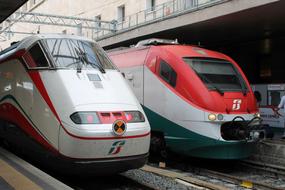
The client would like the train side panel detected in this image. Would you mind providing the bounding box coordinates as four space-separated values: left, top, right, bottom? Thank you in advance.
0 59 60 149
109 47 149 104
0 34 152 174
121 66 144 103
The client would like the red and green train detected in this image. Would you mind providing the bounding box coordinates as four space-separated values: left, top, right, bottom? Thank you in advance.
109 39 265 159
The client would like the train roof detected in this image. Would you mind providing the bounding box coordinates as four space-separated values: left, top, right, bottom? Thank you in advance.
0 34 94 61
159 45 229 59
108 43 234 70
135 38 179 47
109 44 229 62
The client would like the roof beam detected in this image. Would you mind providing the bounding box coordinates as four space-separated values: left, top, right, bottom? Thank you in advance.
5 11 116 31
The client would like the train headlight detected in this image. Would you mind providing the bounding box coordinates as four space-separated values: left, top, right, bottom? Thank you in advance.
254 113 261 118
208 114 216 121
217 114 224 121
70 112 100 124
125 111 145 123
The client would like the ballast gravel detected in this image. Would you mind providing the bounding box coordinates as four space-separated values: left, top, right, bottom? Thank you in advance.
122 169 197 190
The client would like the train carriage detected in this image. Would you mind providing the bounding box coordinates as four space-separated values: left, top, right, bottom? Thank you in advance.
109 39 265 160
0 34 150 174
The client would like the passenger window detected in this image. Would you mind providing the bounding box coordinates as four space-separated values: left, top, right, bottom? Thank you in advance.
28 43 49 68
159 60 177 87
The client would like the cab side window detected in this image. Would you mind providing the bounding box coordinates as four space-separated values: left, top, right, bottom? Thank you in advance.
28 43 49 68
159 60 177 87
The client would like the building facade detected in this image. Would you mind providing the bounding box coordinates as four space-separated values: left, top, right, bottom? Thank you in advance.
0 0 207 49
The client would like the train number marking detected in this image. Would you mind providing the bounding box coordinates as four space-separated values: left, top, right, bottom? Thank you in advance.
232 99 242 110
108 140 126 155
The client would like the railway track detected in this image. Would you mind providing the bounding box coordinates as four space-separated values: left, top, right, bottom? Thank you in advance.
142 163 285 190
240 160 285 179
146 153 285 190
194 167 285 190
3 142 285 190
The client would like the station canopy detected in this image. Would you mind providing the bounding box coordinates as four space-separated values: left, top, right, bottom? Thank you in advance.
0 0 28 23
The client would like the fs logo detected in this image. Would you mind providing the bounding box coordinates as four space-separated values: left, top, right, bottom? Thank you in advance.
232 99 242 110
108 140 126 155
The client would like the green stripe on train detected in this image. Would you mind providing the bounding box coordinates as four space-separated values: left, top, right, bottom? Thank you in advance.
143 105 255 159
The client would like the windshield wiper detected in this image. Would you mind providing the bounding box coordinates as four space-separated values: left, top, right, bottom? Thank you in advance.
74 48 85 73
89 60 106 73
52 54 82 71
75 47 105 73
85 55 106 74
194 70 224 96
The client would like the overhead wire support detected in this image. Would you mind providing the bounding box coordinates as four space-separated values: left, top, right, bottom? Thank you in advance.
2 11 117 34
3 30 36 35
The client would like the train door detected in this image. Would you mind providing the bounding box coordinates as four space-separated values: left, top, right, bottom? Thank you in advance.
20 41 60 148
0 54 16 135
19 42 51 116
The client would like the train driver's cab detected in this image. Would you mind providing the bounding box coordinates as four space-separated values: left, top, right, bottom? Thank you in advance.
23 38 117 72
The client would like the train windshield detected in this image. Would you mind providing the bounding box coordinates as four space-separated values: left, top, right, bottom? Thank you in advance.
183 58 248 93
43 38 116 70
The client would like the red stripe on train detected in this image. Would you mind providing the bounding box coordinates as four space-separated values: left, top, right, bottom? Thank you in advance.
0 103 59 154
61 126 150 140
27 71 62 123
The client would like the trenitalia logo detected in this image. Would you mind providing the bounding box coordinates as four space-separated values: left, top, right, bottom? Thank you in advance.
232 99 242 110
108 140 126 155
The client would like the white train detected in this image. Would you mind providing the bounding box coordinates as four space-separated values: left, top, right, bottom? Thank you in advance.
0 34 150 174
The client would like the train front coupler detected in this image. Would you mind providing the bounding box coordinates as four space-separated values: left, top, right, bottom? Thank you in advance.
221 116 266 141
245 117 266 142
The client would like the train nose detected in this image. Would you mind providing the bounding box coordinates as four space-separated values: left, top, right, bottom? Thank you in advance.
68 103 150 134
61 103 143 126
58 105 151 159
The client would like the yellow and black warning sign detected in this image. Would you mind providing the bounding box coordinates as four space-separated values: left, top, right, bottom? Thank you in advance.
112 120 127 136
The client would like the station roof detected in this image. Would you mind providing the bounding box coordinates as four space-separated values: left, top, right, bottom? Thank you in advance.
0 0 28 23
102 1 285 51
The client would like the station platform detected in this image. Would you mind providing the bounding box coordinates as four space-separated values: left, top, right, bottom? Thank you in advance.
0 147 72 190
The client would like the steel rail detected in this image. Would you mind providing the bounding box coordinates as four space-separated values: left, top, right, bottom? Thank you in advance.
144 160 285 190
240 160 285 178
197 168 284 190
141 165 230 190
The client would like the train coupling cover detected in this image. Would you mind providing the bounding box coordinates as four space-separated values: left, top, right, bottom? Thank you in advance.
221 116 267 142
244 116 267 142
